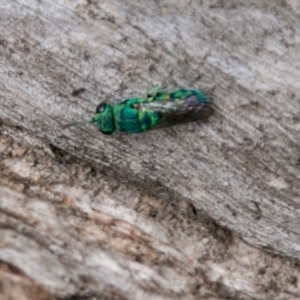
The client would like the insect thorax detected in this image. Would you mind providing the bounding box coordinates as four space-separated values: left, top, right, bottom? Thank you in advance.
113 98 160 133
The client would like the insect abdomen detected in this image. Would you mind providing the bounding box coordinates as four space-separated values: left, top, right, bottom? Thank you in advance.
189 89 210 104
155 89 210 103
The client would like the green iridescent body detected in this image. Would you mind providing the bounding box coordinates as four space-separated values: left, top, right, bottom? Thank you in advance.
63 88 213 134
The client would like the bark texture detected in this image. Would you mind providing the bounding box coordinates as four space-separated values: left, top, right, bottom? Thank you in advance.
0 1 300 299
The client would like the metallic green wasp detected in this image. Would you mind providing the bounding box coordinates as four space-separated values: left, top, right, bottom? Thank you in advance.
62 87 213 134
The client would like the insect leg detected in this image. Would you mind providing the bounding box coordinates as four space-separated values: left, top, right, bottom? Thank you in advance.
147 86 162 98
147 70 174 97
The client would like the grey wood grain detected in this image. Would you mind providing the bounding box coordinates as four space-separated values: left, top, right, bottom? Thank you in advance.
0 0 300 299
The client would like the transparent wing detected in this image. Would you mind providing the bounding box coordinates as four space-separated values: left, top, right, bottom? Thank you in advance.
138 91 213 129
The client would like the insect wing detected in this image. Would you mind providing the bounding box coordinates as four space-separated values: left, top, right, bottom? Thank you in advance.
138 92 213 129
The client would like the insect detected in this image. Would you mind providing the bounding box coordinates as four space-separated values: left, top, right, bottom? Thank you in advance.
62 87 213 134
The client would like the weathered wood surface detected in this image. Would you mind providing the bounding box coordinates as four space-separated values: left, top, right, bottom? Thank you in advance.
1 0 300 299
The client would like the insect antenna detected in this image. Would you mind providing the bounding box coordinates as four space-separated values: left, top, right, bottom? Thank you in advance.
161 69 174 87
61 117 96 129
